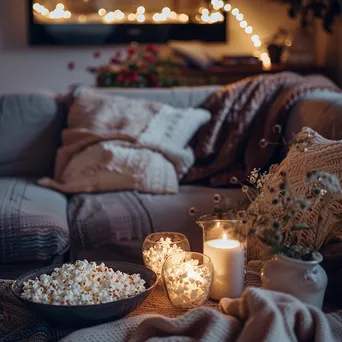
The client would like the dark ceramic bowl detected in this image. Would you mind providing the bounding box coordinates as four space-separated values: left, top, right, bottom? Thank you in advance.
12 261 157 328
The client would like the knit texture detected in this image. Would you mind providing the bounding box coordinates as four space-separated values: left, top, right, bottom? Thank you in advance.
184 72 340 185
38 89 210 194
248 127 342 260
60 287 342 342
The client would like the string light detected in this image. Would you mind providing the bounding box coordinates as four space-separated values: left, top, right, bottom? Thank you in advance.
98 8 106 16
31 1 271 67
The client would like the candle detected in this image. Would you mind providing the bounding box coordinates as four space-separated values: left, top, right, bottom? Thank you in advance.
203 237 244 300
162 252 213 309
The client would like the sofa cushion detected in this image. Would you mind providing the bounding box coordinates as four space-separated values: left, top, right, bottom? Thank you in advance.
0 93 65 178
0 178 69 264
68 186 246 261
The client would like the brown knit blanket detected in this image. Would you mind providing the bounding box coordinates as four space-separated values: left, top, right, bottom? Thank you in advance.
184 72 340 185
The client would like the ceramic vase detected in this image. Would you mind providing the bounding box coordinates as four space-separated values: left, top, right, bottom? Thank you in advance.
261 252 327 309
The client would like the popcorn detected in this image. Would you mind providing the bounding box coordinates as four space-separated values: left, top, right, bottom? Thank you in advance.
21 260 146 305
142 237 184 285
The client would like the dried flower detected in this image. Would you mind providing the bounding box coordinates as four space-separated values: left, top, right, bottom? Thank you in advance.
259 139 268 148
273 124 282 134
230 177 238 184
242 185 249 193
188 207 197 216
213 194 221 203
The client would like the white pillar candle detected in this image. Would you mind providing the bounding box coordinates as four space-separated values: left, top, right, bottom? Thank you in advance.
203 238 244 300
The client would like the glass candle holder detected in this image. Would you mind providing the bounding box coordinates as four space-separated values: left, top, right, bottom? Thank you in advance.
142 232 190 285
162 252 213 309
197 214 246 301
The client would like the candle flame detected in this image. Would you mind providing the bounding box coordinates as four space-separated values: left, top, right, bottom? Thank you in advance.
223 233 228 240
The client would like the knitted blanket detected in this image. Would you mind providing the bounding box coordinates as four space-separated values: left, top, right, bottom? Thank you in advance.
60 287 342 342
184 72 340 185
38 88 210 194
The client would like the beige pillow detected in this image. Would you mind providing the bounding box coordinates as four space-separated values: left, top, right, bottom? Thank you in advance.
248 127 342 260
39 89 210 194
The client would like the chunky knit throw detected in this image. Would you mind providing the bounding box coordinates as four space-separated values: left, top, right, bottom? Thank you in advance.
60 287 342 342
38 88 210 194
248 127 342 260
185 72 340 185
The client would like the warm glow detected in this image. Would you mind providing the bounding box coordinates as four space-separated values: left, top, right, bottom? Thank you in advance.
41 8 49 16
251 34 260 42
78 15 87 22
137 14 145 22
33 3 41 11
202 8 209 15
63 10 71 19
169 11 177 19
162 7 171 15
240 20 247 28
201 14 209 22
224 4 231 11
231 8 239 16
245 26 253 34
179 14 189 22
128 13 136 21
98 8 106 16
236 13 243 21
137 6 145 14
117 11 124 20
223 233 228 240
207 239 240 249
152 13 160 22
56 3 64 10
104 12 115 22
254 40 262 47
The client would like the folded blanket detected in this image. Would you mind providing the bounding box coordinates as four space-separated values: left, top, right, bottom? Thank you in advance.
38 89 210 194
184 72 340 185
60 288 342 342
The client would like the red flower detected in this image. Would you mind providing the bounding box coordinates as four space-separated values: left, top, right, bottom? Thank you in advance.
126 45 137 57
93 51 101 59
67 62 75 70
117 74 125 82
146 44 159 54
129 71 139 83
144 55 157 64
110 57 121 64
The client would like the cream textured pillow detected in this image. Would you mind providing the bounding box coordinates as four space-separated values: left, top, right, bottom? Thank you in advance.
248 127 342 260
39 89 210 194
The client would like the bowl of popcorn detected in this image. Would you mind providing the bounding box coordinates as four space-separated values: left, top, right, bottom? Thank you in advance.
11 260 157 328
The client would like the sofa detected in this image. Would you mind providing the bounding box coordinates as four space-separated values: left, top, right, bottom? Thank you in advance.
1 85 342 280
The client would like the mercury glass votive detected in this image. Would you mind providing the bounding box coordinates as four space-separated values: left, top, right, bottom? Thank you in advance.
142 232 190 285
162 252 213 309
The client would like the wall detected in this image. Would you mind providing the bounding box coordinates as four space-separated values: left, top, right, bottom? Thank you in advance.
0 0 298 94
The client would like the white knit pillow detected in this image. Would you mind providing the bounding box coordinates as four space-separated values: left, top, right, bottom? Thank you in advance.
39 89 210 194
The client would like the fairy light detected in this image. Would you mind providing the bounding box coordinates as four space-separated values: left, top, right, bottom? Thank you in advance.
224 4 231 11
137 6 145 14
240 20 247 28
32 0 271 66
231 8 239 16
245 26 253 34
98 8 106 16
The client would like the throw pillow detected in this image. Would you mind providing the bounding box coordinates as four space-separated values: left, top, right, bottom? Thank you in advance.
39 88 210 194
248 127 342 260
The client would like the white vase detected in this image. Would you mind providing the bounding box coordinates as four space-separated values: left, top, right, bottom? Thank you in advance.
261 252 327 309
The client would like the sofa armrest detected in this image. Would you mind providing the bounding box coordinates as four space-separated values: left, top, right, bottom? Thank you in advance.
285 90 342 142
